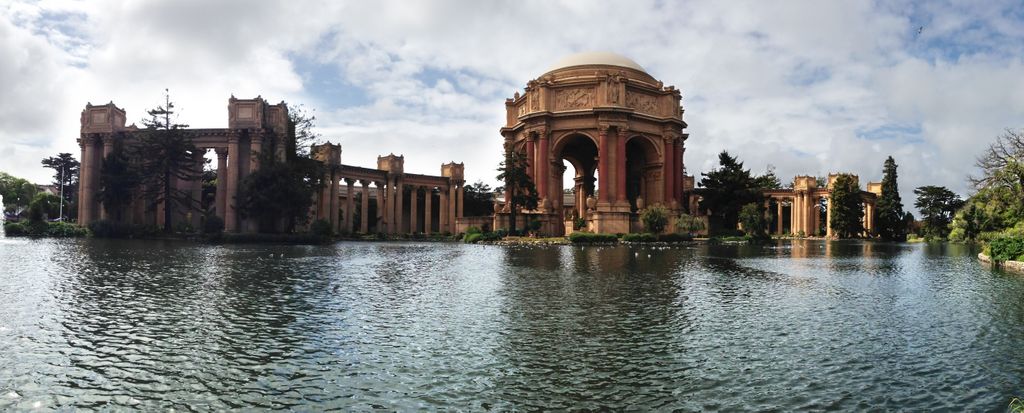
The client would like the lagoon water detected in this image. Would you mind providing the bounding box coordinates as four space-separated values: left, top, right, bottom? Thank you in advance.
1 238 1022 410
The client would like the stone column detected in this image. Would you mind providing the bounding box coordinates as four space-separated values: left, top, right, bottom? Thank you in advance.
79 135 97 226
330 168 340 233
812 197 820 236
440 187 449 233
616 128 627 203
395 178 404 233
345 179 355 234
360 180 370 234
191 151 204 229
598 128 610 204
410 187 419 233
538 132 549 206
826 195 833 238
789 198 796 235
78 137 88 225
225 134 240 232
215 148 228 219
452 183 460 232
671 140 679 204
457 183 464 220
424 188 433 234
99 135 115 220
526 134 536 181
574 177 585 219
376 183 385 233
776 200 783 235
663 136 675 206
249 133 263 173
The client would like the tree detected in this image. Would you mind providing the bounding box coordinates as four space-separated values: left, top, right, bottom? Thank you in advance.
970 128 1024 191
913 185 964 239
875 156 907 241
698 151 761 234
97 141 139 222
41 152 79 220
463 180 495 217
676 213 705 236
829 173 864 238
640 204 669 233
133 90 201 232
753 165 783 190
738 202 769 239
496 146 538 234
0 171 38 216
288 104 323 158
27 192 61 222
237 155 323 233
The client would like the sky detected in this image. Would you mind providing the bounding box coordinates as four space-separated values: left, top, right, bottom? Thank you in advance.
2 0 1023 205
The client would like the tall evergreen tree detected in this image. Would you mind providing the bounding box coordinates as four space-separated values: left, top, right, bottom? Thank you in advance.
875 156 906 241
496 146 538 234
134 90 200 232
41 153 80 220
698 151 760 234
913 185 964 239
97 141 139 222
829 173 864 238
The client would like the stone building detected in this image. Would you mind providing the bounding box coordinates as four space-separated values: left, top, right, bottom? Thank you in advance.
761 174 881 237
311 143 465 235
497 52 693 235
77 96 288 232
77 96 465 235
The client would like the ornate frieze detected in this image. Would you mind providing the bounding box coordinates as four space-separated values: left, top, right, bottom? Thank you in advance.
626 91 659 116
554 88 593 111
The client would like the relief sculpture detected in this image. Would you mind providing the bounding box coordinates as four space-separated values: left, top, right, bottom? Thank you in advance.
626 92 660 115
555 88 593 110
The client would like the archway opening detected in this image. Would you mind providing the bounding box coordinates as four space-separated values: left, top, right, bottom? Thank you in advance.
556 134 599 225
625 136 661 212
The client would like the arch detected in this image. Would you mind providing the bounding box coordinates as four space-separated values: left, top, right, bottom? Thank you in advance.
551 130 598 158
553 133 600 229
625 134 663 212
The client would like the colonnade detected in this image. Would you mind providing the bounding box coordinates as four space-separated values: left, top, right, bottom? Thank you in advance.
315 177 464 235
766 193 878 238
312 145 465 235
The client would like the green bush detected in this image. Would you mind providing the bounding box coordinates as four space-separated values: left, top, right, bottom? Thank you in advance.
640 204 669 233
88 219 132 238
310 219 333 237
573 217 587 230
466 226 482 235
3 222 28 236
657 233 693 243
990 236 1024 262
464 233 483 243
26 220 48 235
203 215 225 234
622 233 657 242
569 232 618 244
46 222 88 237
675 213 705 236
527 219 542 233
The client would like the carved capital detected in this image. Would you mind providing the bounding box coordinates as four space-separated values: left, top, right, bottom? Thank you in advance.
215 147 228 157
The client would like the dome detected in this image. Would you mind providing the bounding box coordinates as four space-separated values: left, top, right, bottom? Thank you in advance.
546 51 646 73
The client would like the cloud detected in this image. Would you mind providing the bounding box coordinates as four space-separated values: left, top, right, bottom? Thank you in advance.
1 0 1022 208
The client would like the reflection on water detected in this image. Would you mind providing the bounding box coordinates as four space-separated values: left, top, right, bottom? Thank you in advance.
1 239 1022 410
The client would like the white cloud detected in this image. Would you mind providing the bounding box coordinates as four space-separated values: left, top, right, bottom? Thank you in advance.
1 0 1022 208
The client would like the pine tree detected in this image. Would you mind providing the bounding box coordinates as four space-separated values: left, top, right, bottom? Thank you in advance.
829 174 864 238
496 146 538 235
875 156 906 241
97 140 139 222
134 89 200 232
698 151 760 234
